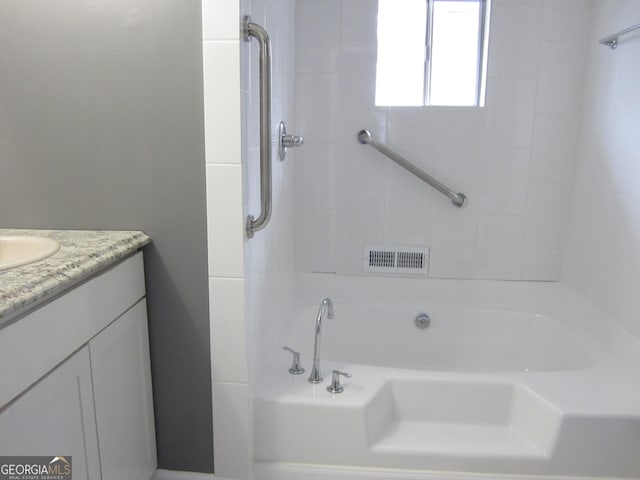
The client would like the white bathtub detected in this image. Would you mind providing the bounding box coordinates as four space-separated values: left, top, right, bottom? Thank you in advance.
255 277 640 480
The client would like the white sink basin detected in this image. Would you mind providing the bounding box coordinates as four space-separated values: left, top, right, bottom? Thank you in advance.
0 236 60 271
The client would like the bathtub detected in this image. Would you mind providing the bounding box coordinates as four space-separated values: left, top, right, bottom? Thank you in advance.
254 277 640 480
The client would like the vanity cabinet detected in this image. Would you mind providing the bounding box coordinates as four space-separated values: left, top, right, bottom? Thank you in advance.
0 252 156 480
0 346 102 478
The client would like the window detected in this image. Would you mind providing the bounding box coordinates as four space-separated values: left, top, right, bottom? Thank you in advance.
375 0 491 107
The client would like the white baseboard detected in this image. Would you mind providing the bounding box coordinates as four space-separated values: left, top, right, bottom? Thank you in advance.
152 469 218 480
154 464 626 480
252 463 623 480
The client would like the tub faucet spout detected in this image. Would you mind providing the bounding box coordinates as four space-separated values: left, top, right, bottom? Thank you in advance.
308 298 334 384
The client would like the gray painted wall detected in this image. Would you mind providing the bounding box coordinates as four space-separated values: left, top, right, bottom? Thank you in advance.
0 1 212 473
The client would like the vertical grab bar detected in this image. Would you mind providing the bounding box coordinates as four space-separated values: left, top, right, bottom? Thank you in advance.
244 16 272 238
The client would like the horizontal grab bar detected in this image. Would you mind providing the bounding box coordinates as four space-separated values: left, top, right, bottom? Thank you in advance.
357 130 467 208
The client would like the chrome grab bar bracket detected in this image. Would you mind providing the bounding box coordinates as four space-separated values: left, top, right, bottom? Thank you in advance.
358 130 467 208
244 15 273 238
278 121 304 161
599 21 640 50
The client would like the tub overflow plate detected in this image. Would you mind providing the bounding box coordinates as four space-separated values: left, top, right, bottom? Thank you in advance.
415 313 431 329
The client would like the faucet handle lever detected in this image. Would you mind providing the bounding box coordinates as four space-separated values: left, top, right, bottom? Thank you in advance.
282 346 305 375
327 370 352 394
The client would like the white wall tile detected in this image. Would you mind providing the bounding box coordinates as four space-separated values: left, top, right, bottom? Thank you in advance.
206 164 244 277
342 0 378 40
430 180 480 253
339 40 378 83
333 65 387 145
476 215 525 280
295 73 339 143
434 142 483 182
386 108 437 146
244 0 265 30
532 112 580 160
484 78 537 148
390 108 484 149
211 382 251 479
610 49 640 152
202 0 240 41
209 278 248 383
625 188 640 243
333 143 387 274
479 148 530 215
294 209 335 273
522 248 562 281
529 148 576 183
294 142 335 209
335 41 382 144
203 41 241 165
524 182 572 249
429 245 478 279
243 146 260 219
541 0 591 42
383 159 433 246
333 142 388 209
536 41 588 113
295 1 341 73
487 0 543 78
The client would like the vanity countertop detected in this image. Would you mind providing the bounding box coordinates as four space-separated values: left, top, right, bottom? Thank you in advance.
0 229 151 324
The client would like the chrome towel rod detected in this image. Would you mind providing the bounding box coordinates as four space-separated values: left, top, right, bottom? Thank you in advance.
357 130 467 208
244 16 272 238
599 21 640 49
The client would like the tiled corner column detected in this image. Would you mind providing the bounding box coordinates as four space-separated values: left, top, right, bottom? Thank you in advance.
202 1 251 479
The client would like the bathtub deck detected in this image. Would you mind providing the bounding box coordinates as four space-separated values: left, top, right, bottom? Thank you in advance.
373 422 547 458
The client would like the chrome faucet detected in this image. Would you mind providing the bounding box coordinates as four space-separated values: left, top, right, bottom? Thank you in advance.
308 298 334 384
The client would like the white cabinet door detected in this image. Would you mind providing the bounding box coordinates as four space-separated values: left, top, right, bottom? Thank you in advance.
90 299 157 480
0 346 101 480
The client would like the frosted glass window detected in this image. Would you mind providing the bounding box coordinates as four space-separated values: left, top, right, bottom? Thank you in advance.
375 0 427 106
375 0 490 107
429 1 481 106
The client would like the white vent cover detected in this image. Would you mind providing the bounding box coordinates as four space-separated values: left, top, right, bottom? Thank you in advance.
364 245 429 275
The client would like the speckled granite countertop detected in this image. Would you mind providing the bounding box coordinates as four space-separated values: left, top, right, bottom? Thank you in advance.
0 229 151 324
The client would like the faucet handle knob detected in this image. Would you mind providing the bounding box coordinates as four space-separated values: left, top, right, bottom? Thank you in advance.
327 370 352 394
282 346 305 375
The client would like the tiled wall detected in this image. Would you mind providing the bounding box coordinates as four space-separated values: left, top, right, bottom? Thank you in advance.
562 0 640 338
202 1 249 478
203 0 296 478
242 0 297 379
294 0 592 280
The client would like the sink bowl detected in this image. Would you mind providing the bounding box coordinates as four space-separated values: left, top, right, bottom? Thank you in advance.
0 236 60 271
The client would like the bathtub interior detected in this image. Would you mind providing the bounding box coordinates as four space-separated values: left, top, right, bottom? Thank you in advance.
284 304 594 372
254 275 640 479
